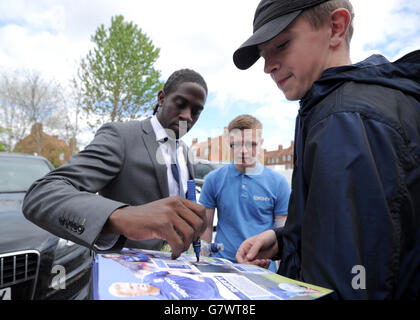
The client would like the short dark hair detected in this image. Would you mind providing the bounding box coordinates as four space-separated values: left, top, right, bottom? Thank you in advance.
301 0 354 48
153 69 208 114
228 114 263 132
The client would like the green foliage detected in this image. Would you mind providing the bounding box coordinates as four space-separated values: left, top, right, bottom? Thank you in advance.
50 159 61 168
0 126 10 152
79 15 164 127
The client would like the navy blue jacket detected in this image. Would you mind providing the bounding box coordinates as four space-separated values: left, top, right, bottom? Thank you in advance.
275 50 420 299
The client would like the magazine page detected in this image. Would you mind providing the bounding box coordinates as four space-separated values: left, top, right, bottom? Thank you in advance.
94 248 333 300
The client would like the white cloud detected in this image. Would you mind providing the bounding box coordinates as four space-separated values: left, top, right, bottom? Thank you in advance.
0 0 418 150
350 0 420 61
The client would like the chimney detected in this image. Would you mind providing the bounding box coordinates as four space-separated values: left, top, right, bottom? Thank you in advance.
207 137 211 161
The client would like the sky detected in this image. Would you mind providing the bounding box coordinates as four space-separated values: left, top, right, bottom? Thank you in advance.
0 0 419 151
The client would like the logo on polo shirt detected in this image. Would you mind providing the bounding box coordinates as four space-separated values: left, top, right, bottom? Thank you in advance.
253 195 270 202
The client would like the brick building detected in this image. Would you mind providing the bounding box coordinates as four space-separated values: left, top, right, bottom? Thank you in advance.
190 127 231 162
264 141 294 169
14 123 78 167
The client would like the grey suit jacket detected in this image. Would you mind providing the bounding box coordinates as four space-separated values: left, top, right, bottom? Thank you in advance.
22 118 195 252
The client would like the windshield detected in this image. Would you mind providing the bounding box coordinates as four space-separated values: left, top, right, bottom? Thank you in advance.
204 163 226 178
194 162 227 180
0 157 51 192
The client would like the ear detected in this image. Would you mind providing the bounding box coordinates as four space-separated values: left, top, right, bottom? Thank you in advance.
157 90 165 106
329 8 351 48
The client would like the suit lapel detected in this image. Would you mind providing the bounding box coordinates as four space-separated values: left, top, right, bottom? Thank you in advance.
182 143 195 179
141 118 169 198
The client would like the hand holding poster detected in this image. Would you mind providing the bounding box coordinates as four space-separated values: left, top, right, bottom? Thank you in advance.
94 248 333 300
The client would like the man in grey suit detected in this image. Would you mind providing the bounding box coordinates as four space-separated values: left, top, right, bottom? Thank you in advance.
23 69 207 259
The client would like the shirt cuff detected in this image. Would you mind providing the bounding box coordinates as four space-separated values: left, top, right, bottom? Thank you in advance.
274 211 288 216
94 232 120 251
271 227 284 260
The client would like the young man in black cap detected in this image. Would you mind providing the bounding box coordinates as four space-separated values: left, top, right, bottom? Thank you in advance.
234 0 420 299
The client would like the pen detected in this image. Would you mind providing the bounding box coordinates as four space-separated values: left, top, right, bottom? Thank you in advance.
187 179 201 262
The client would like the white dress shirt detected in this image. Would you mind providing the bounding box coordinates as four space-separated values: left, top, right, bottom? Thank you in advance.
94 116 189 250
150 115 188 197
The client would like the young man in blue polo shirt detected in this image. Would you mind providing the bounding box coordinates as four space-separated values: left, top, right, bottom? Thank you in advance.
199 114 290 272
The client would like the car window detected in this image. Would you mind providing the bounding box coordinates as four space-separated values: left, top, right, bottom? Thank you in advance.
195 162 227 180
0 157 51 192
194 163 212 180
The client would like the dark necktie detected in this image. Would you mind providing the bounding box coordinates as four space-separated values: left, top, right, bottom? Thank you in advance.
171 140 185 197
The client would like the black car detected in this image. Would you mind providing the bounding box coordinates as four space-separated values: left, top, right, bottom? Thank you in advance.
0 152 93 300
193 159 228 239
193 159 227 188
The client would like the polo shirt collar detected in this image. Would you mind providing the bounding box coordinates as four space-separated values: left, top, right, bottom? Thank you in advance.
229 161 264 177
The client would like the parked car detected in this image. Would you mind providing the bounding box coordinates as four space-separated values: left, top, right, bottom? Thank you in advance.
0 152 93 300
193 159 228 241
193 159 228 188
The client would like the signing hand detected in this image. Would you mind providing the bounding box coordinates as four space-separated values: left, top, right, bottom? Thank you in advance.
104 196 206 259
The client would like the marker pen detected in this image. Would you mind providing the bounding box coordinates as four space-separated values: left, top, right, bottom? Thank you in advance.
187 179 201 262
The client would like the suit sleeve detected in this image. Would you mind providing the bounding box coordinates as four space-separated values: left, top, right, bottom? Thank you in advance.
300 112 404 299
22 123 128 251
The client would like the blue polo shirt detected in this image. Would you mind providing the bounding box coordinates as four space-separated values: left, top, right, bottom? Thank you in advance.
199 162 290 272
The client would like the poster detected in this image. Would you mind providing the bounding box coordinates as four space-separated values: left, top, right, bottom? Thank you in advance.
94 248 333 300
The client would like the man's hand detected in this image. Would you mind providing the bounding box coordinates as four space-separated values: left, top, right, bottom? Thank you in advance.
104 196 206 259
236 230 279 268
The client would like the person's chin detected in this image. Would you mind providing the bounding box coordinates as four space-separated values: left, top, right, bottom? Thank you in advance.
166 124 178 139
283 86 306 101
235 161 255 168
245 163 257 168
171 124 189 138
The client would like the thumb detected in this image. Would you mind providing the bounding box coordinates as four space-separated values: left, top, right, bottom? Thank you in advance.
236 241 253 263
245 240 263 261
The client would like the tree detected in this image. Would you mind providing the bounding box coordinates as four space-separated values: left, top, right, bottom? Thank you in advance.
78 15 164 128
0 70 30 151
0 126 8 151
0 69 65 153
46 77 83 155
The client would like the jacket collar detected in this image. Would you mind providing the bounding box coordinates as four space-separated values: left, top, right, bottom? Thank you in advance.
150 115 168 143
300 50 420 114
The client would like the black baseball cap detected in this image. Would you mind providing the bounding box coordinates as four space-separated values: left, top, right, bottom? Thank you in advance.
233 0 330 70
